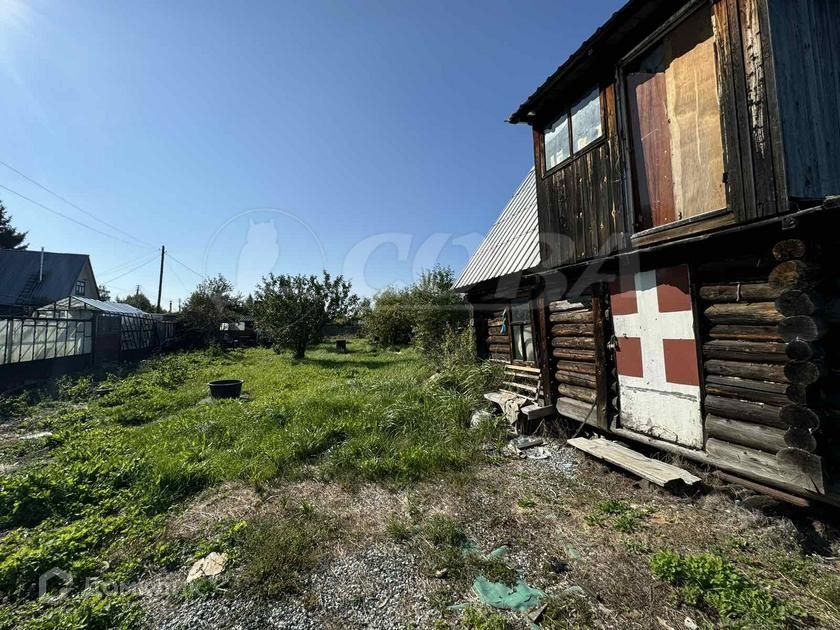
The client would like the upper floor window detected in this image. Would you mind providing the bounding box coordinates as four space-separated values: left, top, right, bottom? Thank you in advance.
625 6 726 231
544 87 603 171
74 280 86 296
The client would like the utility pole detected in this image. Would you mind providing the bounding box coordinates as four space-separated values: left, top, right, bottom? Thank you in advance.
169 300 172 313
156 245 165 312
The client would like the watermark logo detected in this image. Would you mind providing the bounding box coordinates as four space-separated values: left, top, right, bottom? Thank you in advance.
38 567 72 598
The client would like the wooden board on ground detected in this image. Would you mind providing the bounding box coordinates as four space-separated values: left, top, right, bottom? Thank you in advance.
567 436 701 488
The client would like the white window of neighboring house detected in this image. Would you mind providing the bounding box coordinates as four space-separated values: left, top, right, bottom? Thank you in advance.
74 280 86 296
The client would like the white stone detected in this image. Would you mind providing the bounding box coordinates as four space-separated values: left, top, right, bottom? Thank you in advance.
186 551 228 583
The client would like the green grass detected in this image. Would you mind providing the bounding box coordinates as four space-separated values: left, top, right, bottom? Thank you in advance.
585 499 647 533
0 344 502 628
650 550 797 627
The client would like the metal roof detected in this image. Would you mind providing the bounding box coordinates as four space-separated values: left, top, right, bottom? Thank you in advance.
454 168 539 291
37 296 149 316
0 249 91 308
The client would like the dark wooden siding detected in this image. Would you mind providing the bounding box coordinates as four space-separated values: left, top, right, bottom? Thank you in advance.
767 0 840 200
534 84 626 269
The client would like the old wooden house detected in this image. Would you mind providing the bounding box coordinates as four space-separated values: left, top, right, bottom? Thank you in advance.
458 0 840 504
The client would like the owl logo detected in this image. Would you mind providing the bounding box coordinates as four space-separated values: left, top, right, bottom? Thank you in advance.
236 218 280 293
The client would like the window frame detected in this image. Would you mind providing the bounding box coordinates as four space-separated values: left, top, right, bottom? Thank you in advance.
74 280 86 297
541 86 606 178
616 0 732 242
508 299 536 365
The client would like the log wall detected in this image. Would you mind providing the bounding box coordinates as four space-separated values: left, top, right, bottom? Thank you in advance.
549 296 600 425
485 309 511 363
697 238 825 493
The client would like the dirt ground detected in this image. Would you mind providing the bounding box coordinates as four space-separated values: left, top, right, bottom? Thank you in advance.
142 439 840 629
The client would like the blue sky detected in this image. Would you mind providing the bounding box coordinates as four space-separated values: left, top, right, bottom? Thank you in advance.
0 0 622 306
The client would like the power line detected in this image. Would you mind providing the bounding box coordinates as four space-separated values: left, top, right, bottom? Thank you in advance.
166 258 190 292
167 252 205 279
99 251 161 277
0 183 154 250
0 159 155 249
101 253 159 284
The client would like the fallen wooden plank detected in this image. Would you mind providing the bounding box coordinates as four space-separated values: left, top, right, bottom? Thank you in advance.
567 436 701 488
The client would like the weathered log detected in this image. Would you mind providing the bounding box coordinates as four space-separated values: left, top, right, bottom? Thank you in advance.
705 374 806 406
557 383 596 403
554 371 597 388
702 340 787 363
705 438 824 493
699 283 780 303
783 361 823 385
555 360 596 375
549 310 591 324
768 260 821 291
784 427 818 452
549 298 591 312
772 239 808 262
704 302 783 325
487 326 503 336
775 290 821 316
488 344 509 355
487 335 508 344
556 396 597 424
786 339 818 362
706 414 787 453
488 318 505 327
779 404 821 430
551 323 594 337
551 337 595 350
775 448 824 493
705 359 788 383
708 325 783 342
704 395 786 428
778 316 826 342
552 348 595 362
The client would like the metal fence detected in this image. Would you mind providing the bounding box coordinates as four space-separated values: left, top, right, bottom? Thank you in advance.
0 317 93 365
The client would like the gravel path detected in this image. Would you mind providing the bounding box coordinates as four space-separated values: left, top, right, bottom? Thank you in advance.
146 542 437 629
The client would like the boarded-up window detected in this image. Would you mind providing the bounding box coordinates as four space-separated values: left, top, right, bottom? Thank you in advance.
626 7 726 230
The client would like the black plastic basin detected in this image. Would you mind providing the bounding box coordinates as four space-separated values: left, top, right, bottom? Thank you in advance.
208 379 243 399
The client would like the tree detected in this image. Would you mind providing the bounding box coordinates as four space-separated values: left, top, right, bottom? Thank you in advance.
97 285 112 301
360 266 467 354
360 288 413 347
118 290 155 312
181 275 242 343
0 201 28 250
254 271 358 359
407 266 468 356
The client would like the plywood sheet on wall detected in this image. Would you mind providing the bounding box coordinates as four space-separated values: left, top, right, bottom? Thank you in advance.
666 9 727 220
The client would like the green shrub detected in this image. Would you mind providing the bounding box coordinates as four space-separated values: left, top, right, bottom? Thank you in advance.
56 375 93 403
650 550 796 626
0 593 141 630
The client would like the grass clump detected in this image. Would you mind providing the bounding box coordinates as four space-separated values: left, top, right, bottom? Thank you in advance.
650 550 797 627
540 591 595 629
461 605 509 629
385 515 415 542
235 506 335 597
585 499 646 533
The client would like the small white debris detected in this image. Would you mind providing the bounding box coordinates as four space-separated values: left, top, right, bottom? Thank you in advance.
470 410 493 427
684 616 698 630
186 552 228 583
